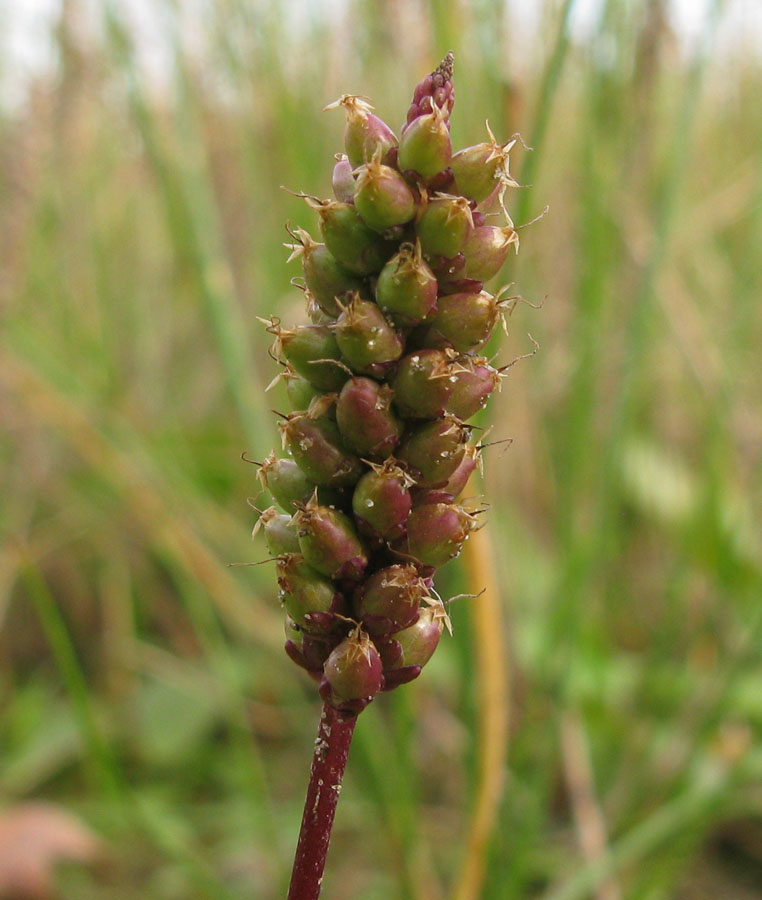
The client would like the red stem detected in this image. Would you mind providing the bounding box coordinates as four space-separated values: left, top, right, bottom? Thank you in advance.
287 702 357 900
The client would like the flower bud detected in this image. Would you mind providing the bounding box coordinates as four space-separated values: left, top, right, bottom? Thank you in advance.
285 227 366 317
334 295 404 377
293 494 368 582
425 443 480 502
320 627 384 714
354 564 424 635
351 459 414 541
398 105 452 180
332 154 355 203
391 348 457 419
418 290 501 353
416 193 473 259
397 415 469 487
280 412 363 487
375 242 438 327
405 52 455 128
353 154 417 232
325 95 398 168
463 225 518 282
276 554 346 633
445 358 500 420
402 502 478 568
336 377 403 459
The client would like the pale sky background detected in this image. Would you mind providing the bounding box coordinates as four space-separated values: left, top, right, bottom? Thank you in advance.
2 0 761 107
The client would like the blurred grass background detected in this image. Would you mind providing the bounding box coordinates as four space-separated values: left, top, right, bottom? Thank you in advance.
2 0 762 898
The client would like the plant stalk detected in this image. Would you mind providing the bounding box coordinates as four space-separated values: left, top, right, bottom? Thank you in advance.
287 702 357 900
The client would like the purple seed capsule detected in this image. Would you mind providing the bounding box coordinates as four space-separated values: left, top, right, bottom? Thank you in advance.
376 241 438 327
398 104 452 181
392 348 458 419
446 358 500 420
336 377 403 459
332 154 356 203
429 443 480 502
279 412 363 487
334 295 404 377
353 153 417 233
418 290 501 353
293 494 368 582
276 553 346 633
403 502 478 568
285 227 366 317
415 193 474 259
351 459 414 542
354 564 424 635
320 627 384 714
325 95 399 169
463 224 518 282
397 415 469 487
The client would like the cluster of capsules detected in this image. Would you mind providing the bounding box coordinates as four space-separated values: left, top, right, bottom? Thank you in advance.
253 53 524 717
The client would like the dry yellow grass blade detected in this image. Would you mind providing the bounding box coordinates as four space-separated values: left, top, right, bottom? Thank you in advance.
452 496 510 900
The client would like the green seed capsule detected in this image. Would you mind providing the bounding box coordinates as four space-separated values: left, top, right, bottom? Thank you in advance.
416 193 474 259
353 154 417 232
275 323 347 392
254 506 300 556
306 197 396 276
258 452 316 511
385 603 446 669
398 105 452 180
450 125 518 203
376 242 438 327
284 369 324 411
334 294 404 377
336 378 403 459
285 227 366 317
397 415 469 487
280 412 363 487
276 554 345 633
325 95 399 168
293 494 369 582
392 348 457 419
